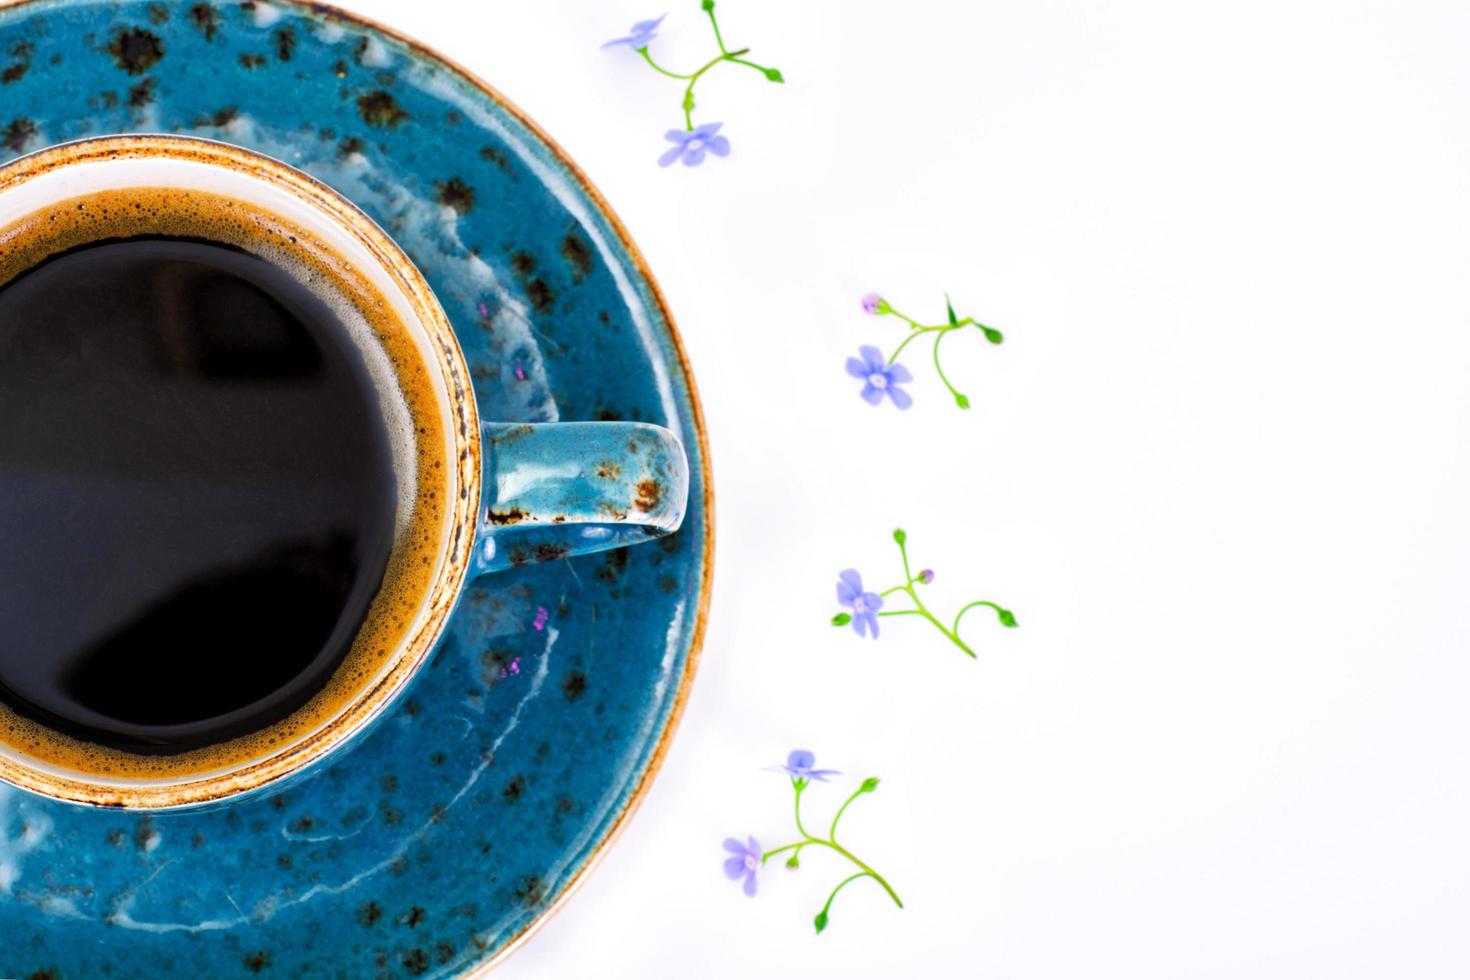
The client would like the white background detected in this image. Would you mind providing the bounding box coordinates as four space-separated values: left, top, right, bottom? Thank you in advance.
345 1 1470 976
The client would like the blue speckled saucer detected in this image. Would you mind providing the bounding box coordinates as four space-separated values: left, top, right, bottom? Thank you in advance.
0 1 711 975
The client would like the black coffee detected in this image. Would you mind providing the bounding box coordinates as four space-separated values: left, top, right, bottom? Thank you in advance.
0 236 399 754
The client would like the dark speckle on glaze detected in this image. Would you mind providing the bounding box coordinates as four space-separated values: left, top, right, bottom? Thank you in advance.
126 75 155 107
357 89 408 127
562 671 588 701
146 2 170 25
107 27 164 74
514 877 548 908
0 1 708 976
561 232 594 282
1 116 35 153
526 278 555 313
596 547 630 584
203 104 239 126
635 479 663 511
509 251 535 278
274 26 295 62
188 2 220 42
243 951 271 973
480 143 511 172
434 176 474 214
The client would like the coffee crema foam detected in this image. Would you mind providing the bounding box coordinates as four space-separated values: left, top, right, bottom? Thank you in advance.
0 186 449 781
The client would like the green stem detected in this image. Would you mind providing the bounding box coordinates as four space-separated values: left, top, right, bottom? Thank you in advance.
793 780 813 839
896 535 914 584
932 329 967 403
924 609 976 657
772 837 904 910
727 56 776 75
761 840 806 865
817 840 904 908
828 784 868 843
706 2 729 54
869 542 984 655
679 48 750 129
766 781 905 914
887 325 943 366
817 871 873 928
875 593 982 657
953 600 1008 634
638 48 695 79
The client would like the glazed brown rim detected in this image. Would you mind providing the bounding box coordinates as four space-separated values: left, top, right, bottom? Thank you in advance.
0 0 715 973
0 133 483 809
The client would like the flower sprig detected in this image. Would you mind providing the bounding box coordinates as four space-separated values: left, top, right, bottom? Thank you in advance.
848 293 1005 410
723 750 902 934
833 529 1018 658
603 2 785 167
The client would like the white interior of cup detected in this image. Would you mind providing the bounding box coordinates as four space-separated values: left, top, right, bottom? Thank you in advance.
0 145 463 792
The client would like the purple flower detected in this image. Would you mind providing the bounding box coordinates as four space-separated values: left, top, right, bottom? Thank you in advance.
658 123 732 168
764 749 842 783
603 14 666 49
918 569 935 584
837 569 884 638
861 293 889 315
845 345 913 409
722 835 762 896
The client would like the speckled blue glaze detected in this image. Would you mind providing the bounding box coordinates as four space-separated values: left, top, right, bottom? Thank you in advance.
0 1 710 976
475 421 689 575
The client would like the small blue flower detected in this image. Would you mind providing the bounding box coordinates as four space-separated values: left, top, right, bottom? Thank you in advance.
603 14 667 50
658 123 732 167
722 835 763 897
836 569 883 638
846 345 913 409
764 749 842 783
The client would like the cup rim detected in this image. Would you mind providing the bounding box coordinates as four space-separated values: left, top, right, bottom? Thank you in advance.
0 133 482 809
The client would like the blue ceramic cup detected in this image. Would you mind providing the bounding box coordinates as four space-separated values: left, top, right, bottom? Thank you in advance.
0 136 688 808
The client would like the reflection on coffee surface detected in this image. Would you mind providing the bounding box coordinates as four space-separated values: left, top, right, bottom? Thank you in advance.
0 188 449 776
0 237 398 753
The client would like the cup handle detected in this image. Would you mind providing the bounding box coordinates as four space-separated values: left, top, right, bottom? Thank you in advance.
468 422 690 577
